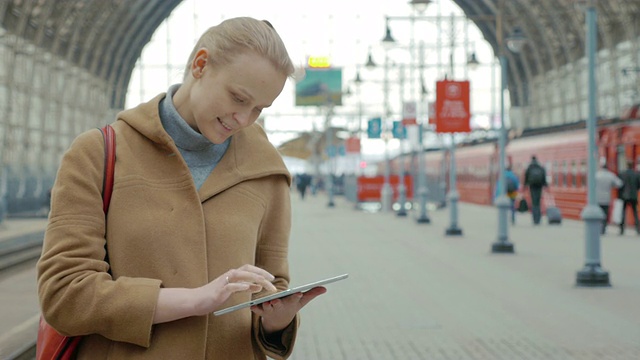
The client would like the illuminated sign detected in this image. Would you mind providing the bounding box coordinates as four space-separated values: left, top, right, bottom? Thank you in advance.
307 56 331 68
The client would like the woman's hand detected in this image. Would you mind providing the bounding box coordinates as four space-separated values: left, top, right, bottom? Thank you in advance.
193 265 278 316
154 264 278 323
251 286 327 334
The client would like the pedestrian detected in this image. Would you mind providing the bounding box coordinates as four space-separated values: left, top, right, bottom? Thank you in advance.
617 160 640 235
493 165 520 225
524 155 547 225
37 17 326 360
595 158 622 234
505 165 520 225
296 172 311 199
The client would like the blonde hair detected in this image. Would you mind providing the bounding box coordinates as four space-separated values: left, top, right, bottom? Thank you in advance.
183 17 295 81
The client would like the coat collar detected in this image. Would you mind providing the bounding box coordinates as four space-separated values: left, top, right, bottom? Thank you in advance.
117 93 292 200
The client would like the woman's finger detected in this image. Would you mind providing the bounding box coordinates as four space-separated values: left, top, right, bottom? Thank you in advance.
226 269 276 292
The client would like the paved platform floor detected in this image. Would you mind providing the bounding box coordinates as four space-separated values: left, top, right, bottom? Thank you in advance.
285 194 640 360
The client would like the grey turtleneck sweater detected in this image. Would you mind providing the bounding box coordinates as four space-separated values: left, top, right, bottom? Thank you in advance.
158 84 230 190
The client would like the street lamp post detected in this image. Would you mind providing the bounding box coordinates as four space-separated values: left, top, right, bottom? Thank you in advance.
416 40 431 224
396 64 408 217
324 106 336 208
380 49 394 212
490 0 525 253
576 0 610 286
445 133 463 235
444 13 462 237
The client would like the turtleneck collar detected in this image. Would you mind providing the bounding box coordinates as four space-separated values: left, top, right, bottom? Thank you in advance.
159 84 229 152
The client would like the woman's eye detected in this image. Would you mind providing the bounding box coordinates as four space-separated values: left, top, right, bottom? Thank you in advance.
233 95 245 103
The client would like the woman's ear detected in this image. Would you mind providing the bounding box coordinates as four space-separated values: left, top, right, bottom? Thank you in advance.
191 48 209 79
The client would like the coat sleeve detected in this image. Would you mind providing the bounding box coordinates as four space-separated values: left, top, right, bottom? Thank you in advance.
37 128 161 347
614 175 623 188
251 174 299 359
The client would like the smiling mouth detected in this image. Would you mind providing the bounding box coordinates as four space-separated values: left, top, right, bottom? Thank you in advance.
218 117 232 131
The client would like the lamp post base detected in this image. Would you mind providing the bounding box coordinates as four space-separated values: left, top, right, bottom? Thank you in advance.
576 264 610 287
491 241 515 253
445 227 462 236
327 201 335 208
380 184 393 212
492 195 514 253
396 184 407 217
416 215 430 224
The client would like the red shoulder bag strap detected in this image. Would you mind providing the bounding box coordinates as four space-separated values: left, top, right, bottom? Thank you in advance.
100 124 116 212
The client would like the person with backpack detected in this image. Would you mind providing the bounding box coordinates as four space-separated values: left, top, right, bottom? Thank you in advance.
505 165 520 225
524 155 548 225
493 165 520 225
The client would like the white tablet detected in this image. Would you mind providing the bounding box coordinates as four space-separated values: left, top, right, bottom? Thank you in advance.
213 273 348 316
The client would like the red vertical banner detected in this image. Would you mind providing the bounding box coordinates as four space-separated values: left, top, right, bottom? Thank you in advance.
345 137 361 153
435 80 471 133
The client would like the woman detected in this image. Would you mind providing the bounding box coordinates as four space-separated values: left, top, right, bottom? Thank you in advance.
37 17 325 359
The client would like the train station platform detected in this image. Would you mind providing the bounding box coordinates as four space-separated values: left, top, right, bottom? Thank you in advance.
1 195 640 359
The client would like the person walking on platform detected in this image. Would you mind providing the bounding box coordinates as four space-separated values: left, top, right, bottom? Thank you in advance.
524 155 547 225
494 165 520 225
595 159 622 234
505 165 520 225
37 17 326 360
296 172 311 199
618 160 640 235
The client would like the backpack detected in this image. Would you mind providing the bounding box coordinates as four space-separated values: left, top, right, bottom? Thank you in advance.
506 176 518 193
528 165 545 186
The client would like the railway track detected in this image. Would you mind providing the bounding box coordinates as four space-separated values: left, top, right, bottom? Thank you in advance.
0 231 44 360
0 232 44 274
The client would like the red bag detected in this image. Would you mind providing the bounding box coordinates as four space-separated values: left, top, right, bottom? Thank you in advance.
36 124 116 360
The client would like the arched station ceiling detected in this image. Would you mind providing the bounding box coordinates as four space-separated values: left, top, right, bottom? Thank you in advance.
0 0 638 109
0 0 182 108
454 0 640 106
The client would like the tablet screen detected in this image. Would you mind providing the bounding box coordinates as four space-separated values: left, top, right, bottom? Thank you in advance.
213 273 348 316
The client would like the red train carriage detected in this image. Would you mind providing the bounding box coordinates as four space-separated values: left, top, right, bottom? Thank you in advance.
506 130 589 220
381 118 640 227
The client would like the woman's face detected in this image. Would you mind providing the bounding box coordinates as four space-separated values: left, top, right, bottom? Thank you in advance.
179 49 287 144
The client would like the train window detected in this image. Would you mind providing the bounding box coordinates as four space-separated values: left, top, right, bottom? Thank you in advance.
545 161 552 186
617 145 626 171
580 159 587 187
562 160 568 187
571 160 577 187
552 161 558 185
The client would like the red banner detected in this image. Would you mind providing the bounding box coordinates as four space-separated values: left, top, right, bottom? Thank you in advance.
435 80 471 133
345 137 361 153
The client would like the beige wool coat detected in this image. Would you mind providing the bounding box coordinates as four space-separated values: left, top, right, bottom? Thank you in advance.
37 93 299 359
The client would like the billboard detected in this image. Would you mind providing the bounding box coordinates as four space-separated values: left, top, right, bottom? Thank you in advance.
295 68 343 106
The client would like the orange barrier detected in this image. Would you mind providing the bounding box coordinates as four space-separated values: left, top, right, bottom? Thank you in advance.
357 175 413 203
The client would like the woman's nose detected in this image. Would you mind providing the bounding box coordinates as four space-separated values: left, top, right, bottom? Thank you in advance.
234 110 255 127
